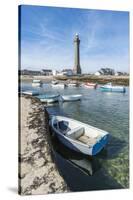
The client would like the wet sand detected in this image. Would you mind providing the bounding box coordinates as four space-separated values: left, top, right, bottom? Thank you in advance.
19 95 68 195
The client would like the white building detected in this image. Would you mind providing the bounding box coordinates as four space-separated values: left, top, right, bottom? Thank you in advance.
62 69 73 76
94 71 101 76
52 70 58 76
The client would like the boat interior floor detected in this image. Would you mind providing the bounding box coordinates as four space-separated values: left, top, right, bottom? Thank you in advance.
77 134 97 145
66 126 99 145
54 121 100 145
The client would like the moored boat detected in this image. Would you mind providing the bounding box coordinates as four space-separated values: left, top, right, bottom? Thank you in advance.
67 83 77 87
50 116 109 156
84 82 97 89
60 94 82 102
52 80 58 84
51 83 65 89
100 82 126 93
22 90 39 96
36 94 60 103
32 79 42 87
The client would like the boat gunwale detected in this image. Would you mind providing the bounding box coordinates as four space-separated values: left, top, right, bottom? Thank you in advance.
37 94 60 99
52 116 108 134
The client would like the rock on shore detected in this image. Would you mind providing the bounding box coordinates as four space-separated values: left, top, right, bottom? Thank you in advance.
19 96 68 195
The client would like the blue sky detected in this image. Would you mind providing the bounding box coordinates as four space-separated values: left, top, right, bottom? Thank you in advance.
20 5 129 73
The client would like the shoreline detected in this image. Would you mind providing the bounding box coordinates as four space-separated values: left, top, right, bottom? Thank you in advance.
19 95 68 195
20 75 129 86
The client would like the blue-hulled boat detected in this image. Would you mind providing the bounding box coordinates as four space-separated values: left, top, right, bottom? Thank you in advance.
36 94 60 103
50 116 109 156
100 82 126 93
22 90 39 96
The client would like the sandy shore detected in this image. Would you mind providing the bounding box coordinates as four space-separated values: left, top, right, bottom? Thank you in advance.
19 95 68 195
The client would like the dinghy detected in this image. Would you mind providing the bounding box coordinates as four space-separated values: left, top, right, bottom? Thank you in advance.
51 83 65 89
36 94 60 103
22 90 39 96
52 80 58 84
100 82 126 93
60 94 82 102
50 116 109 156
32 79 42 87
67 83 77 87
84 82 97 89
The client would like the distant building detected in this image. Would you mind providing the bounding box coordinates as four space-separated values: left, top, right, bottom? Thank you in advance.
41 69 52 76
62 69 73 76
57 72 64 76
20 69 41 76
95 71 101 76
52 70 59 76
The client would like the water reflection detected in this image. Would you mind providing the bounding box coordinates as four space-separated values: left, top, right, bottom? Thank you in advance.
51 135 101 176
50 135 124 191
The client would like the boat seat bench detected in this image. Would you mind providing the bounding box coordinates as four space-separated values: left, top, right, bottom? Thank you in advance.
78 135 97 145
67 127 85 139
67 126 101 145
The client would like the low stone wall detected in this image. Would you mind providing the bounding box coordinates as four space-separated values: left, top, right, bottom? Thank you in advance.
19 95 68 195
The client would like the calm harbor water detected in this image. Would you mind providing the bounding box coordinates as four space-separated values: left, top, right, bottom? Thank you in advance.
21 82 129 191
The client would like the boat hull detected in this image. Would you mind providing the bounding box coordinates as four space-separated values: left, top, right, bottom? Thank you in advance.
54 131 109 155
40 97 59 103
100 87 126 93
61 95 82 102
22 91 39 96
55 132 92 155
84 83 97 89
84 85 96 89
37 94 59 103
32 83 42 87
67 83 77 87
50 116 109 156
51 84 65 89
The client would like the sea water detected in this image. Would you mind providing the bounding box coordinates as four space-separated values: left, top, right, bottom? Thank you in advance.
21 82 129 191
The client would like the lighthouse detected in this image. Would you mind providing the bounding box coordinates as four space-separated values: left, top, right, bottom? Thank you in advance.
73 33 82 74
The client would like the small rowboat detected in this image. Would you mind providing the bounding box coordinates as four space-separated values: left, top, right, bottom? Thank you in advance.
84 82 97 89
100 83 126 93
37 94 60 103
67 83 77 87
52 80 58 84
51 83 65 89
32 79 42 87
50 116 109 156
22 90 39 96
60 94 82 102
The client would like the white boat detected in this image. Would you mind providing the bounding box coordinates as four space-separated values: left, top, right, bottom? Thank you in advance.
50 116 109 156
84 82 97 89
32 79 42 87
60 94 82 102
22 90 39 96
51 83 65 89
100 82 126 93
52 80 58 84
67 83 77 87
37 94 60 103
